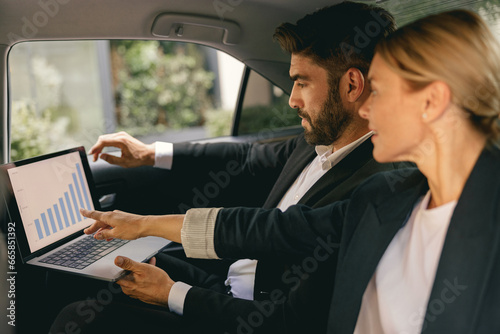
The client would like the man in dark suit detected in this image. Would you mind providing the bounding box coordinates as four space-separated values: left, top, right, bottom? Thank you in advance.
50 2 400 333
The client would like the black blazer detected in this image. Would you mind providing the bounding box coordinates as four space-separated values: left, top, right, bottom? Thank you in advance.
254 135 405 299
178 135 407 333
206 145 500 333
329 145 500 333
175 134 405 299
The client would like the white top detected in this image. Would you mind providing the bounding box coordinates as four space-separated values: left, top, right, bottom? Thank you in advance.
354 191 457 334
155 133 372 314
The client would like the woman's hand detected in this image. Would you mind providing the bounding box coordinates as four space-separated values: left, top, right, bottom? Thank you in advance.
81 209 148 241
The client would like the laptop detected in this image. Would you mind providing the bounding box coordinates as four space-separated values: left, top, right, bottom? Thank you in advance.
1 146 171 281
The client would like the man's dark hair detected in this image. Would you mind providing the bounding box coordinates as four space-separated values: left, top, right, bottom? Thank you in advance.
274 1 396 85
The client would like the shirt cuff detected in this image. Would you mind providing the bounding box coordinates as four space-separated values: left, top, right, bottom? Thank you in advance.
181 208 221 259
154 142 173 169
168 282 192 316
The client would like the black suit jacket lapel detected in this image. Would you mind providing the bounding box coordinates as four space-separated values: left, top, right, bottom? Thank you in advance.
423 147 500 333
262 136 316 209
299 139 375 207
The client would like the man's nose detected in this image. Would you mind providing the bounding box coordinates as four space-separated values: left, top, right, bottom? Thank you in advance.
289 83 303 109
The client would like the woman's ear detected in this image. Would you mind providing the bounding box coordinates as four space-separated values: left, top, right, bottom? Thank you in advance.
422 81 451 122
341 68 365 103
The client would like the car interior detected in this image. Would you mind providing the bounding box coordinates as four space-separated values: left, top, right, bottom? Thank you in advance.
1 0 500 332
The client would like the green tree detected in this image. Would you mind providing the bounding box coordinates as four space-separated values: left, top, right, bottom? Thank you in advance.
111 41 215 137
10 102 72 161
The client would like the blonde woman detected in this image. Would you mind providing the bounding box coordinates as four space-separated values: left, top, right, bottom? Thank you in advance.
347 9 500 333
76 9 500 334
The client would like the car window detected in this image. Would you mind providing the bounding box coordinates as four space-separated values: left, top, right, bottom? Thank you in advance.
8 40 244 161
237 69 300 136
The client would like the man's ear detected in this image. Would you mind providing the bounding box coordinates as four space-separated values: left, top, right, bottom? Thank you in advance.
341 68 365 103
422 81 451 122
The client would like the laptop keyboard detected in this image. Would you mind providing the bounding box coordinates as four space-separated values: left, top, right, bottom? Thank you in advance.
39 236 130 270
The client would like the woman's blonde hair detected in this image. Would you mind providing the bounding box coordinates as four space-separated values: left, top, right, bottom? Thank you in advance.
377 9 500 140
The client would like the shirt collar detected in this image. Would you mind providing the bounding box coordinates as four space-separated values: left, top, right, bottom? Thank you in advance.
314 131 374 171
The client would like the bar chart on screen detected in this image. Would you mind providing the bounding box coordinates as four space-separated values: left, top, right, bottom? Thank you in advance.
8 151 95 252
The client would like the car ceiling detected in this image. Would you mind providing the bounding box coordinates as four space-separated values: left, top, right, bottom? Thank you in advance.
0 0 340 79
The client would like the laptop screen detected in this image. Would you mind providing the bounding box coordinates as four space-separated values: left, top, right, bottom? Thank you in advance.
4 148 96 254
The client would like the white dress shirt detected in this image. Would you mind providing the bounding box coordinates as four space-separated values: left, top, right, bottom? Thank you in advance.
152 132 373 314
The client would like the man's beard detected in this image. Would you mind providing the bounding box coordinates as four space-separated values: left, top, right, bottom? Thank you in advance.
299 91 352 146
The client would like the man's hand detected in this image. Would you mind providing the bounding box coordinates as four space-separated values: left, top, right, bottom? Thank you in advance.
89 131 155 168
81 209 148 241
115 256 174 308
